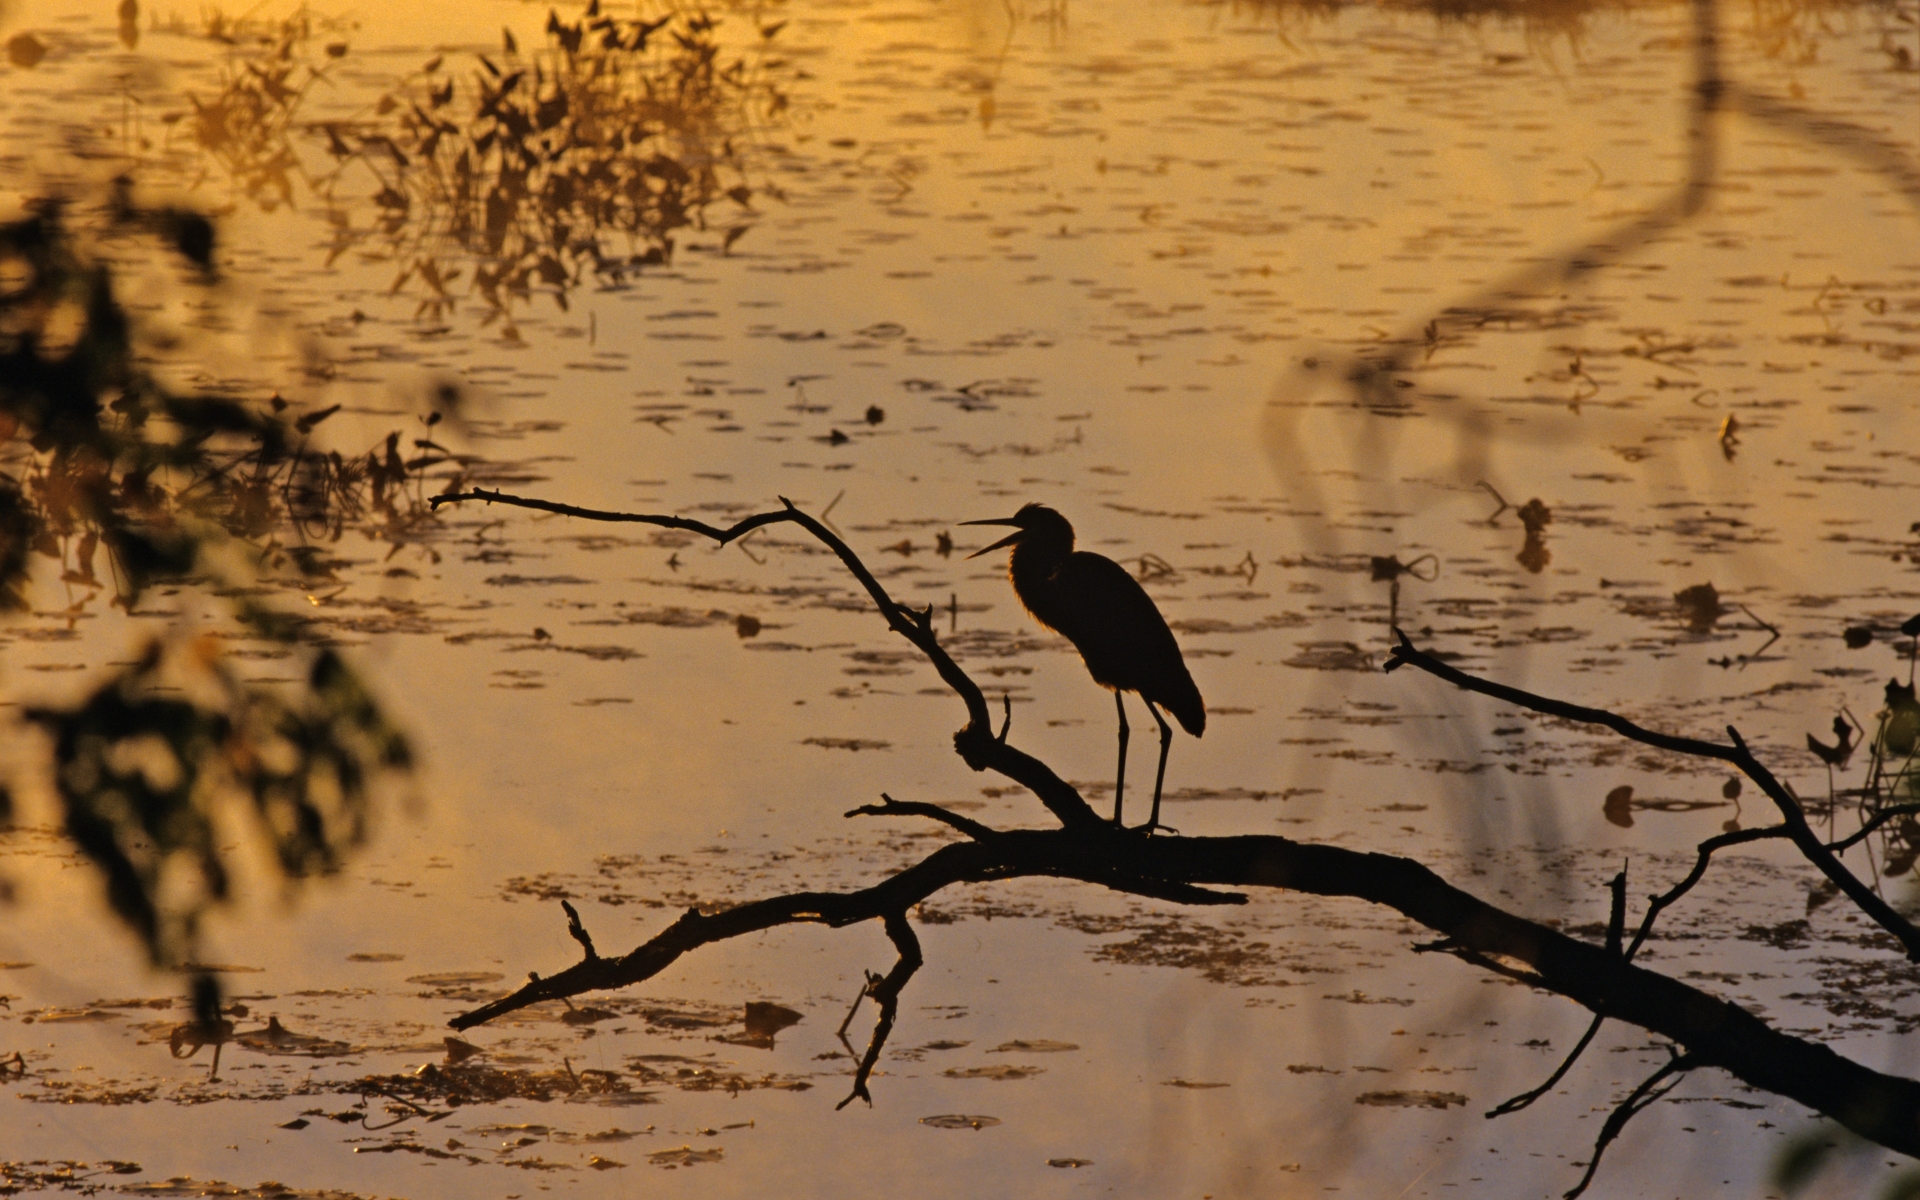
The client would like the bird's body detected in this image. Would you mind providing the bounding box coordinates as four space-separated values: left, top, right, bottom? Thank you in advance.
965 504 1203 830
1006 529 1206 736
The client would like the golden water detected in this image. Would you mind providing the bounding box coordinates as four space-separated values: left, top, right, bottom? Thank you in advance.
2 0 1918 1193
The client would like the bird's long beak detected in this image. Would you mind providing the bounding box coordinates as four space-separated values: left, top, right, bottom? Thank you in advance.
960 517 1023 559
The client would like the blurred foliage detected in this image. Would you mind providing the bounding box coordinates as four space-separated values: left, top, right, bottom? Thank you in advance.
0 192 448 610
183 7 337 210
28 635 410 967
0 195 416 970
179 2 789 328
1776 1123 1920 1198
1874 678 1920 801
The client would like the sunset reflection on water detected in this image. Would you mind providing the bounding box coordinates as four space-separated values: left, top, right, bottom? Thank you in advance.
1 0 1917 1193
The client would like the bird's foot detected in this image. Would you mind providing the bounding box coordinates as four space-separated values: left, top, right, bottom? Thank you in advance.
1128 819 1179 837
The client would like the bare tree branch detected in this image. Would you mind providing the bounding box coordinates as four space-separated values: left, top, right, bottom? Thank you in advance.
1488 864 1632 1119
1563 1051 1697 1200
429 491 1920 1182
559 899 597 961
1605 865 1627 957
449 827 1920 1159
1385 629 1920 960
846 794 997 841
1490 1012 1609 1120
1829 803 1920 854
1622 826 1791 961
432 489 1105 830
837 911 921 1110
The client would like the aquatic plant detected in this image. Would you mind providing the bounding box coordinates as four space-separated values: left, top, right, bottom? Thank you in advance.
332 5 785 325
177 3 789 328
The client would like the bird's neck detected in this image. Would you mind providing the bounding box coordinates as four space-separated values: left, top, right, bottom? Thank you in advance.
1008 538 1071 623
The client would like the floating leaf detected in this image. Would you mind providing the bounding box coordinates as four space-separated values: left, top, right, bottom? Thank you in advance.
920 1114 1001 1130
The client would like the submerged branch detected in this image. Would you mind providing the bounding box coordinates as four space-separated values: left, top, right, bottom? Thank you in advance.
838 911 922 1110
1488 1011 1608 1120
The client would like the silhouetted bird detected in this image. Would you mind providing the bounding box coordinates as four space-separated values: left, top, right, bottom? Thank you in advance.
964 504 1204 831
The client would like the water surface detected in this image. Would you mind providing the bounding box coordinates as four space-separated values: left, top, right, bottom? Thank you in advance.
2 0 1919 1194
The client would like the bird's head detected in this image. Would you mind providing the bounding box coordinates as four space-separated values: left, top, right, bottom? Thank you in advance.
961 503 1073 559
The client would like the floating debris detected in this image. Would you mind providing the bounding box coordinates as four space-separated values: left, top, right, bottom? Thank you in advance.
800 737 891 752
919 1114 1001 1131
988 1039 1077 1054
1674 583 1727 634
648 1145 723 1168
942 1065 1044 1081
1355 1090 1468 1109
732 1001 803 1048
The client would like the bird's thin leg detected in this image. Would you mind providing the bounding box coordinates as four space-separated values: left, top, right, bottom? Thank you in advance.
1113 690 1130 826
1144 701 1175 834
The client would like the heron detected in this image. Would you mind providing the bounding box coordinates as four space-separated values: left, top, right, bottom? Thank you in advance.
963 504 1204 831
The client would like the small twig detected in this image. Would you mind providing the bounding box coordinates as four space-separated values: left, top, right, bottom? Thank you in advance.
1738 604 1780 639
997 692 1013 742
837 911 922 1110
560 899 598 962
358 1083 435 1128
1478 482 1510 525
1623 826 1791 962
1828 803 1920 854
358 1113 419 1132
847 794 996 841
1734 604 1781 666
836 970 879 1040
1563 1051 1695 1199
1487 1012 1608 1119
1606 864 1627 957
734 525 768 566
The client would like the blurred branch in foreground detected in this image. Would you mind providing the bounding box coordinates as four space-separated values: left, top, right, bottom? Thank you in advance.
1 195 417 998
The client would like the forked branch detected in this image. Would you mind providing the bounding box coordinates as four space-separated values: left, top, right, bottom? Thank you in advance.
432 488 1103 830
1385 629 1920 960
447 825 1920 1159
1563 1051 1697 1200
837 911 921 1110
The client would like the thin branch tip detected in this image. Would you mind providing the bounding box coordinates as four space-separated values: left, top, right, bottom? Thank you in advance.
560 898 599 961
